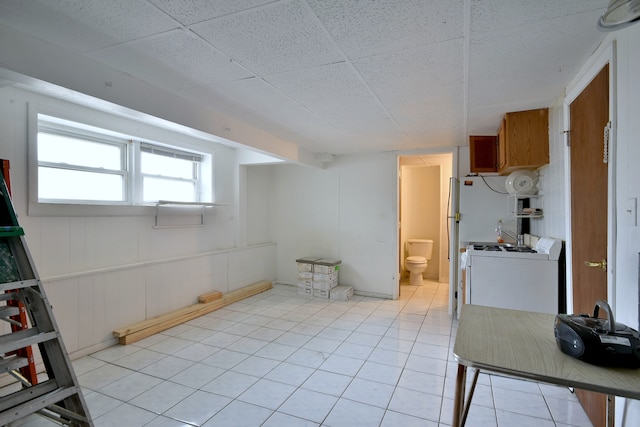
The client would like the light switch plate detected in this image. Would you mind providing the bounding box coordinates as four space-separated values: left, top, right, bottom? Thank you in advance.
627 197 637 226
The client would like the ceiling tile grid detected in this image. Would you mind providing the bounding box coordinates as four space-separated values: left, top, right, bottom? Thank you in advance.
469 0 606 35
0 0 609 156
148 0 278 26
306 0 464 59
0 0 178 52
467 8 606 113
190 0 344 76
264 62 373 108
86 29 253 91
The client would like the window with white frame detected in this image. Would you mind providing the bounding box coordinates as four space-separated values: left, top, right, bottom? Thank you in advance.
35 114 208 207
139 143 202 203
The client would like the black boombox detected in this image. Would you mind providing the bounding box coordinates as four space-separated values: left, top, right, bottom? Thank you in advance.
554 300 640 368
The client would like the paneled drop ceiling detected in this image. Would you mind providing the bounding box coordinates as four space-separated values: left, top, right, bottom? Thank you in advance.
0 0 607 156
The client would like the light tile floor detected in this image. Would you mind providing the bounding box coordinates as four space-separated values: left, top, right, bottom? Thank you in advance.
14 280 592 426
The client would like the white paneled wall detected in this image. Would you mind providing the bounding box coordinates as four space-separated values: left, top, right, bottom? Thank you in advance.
263 153 398 298
605 28 640 426
530 99 566 240
0 86 276 358
45 245 275 357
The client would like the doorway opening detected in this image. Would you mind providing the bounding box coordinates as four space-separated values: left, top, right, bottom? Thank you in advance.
398 153 453 298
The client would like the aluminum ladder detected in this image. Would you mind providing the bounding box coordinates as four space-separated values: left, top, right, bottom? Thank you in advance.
0 174 92 426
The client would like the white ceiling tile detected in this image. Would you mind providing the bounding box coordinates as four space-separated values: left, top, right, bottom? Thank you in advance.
355 39 464 104
181 77 301 114
0 0 178 52
149 0 276 25
311 97 393 127
190 0 343 75
307 0 464 59
87 29 252 91
470 0 606 35
265 62 372 107
468 10 605 109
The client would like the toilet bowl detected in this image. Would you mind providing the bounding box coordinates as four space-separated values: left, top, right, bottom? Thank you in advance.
405 239 434 285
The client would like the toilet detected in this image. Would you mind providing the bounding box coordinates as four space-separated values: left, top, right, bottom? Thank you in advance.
405 239 434 285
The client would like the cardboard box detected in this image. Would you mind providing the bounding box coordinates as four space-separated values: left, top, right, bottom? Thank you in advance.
298 280 313 290
313 289 331 298
298 271 313 280
298 287 313 296
314 258 341 274
296 256 322 273
313 280 339 291
330 285 353 301
313 272 338 282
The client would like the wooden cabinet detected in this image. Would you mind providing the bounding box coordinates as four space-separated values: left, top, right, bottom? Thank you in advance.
497 108 549 174
469 135 498 173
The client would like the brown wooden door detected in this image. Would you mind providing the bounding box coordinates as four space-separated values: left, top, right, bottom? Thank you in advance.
569 64 609 427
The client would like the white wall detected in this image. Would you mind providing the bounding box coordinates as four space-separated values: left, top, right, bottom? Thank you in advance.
0 86 276 358
530 98 567 240
259 153 398 298
611 25 640 426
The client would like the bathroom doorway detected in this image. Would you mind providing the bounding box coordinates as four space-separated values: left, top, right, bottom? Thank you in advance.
398 153 453 294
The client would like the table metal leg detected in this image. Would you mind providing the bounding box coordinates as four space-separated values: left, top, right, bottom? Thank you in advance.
453 364 467 426
453 364 481 427
461 369 480 425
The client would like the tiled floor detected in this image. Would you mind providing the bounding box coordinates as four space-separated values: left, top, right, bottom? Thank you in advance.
14 280 592 426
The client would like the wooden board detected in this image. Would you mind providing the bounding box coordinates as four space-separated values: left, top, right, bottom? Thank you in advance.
198 290 223 303
114 281 272 344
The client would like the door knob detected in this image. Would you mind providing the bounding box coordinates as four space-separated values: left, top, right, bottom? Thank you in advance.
585 259 607 271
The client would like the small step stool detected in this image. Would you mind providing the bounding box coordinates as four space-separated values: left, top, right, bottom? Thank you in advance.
0 167 92 425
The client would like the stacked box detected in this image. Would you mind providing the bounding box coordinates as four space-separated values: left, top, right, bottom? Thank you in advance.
314 258 341 275
296 257 321 296
296 257 342 298
313 272 339 290
313 289 331 298
296 256 321 274
313 258 341 291
298 285 313 296
330 285 354 301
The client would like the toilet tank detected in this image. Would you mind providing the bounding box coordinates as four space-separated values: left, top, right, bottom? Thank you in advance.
406 239 434 260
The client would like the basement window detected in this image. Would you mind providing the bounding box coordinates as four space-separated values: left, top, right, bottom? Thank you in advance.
37 122 128 203
33 113 209 213
140 143 202 203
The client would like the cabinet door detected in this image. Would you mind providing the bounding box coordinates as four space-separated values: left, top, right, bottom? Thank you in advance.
469 136 497 172
497 118 507 170
499 108 549 173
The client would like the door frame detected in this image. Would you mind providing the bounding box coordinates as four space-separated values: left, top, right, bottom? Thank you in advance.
394 149 458 314
563 40 617 315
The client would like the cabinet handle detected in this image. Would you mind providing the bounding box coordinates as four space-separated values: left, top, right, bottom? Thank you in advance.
585 259 607 271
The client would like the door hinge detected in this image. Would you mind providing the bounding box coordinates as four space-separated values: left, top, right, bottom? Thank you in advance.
563 130 571 147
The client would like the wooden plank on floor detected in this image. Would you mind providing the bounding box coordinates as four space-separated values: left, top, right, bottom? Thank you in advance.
113 281 272 344
198 290 223 304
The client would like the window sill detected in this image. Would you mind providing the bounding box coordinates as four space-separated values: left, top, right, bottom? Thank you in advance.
28 202 157 217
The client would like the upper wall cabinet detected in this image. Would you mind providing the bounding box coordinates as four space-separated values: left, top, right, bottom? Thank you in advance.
497 108 549 174
469 135 498 173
